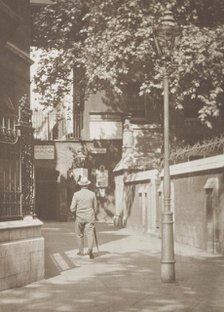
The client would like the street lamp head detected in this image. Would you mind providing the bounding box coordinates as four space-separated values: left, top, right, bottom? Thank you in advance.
153 8 179 60
72 147 86 168
77 148 86 166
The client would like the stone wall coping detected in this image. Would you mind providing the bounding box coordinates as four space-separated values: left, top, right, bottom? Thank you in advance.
31 0 53 4
160 154 224 177
125 169 159 183
132 124 162 130
0 218 43 231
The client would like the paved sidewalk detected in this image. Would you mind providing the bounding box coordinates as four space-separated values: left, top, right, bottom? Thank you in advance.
0 222 224 312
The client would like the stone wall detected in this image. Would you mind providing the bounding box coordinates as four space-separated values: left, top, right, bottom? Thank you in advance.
114 170 160 234
0 218 44 291
163 155 224 254
115 154 224 254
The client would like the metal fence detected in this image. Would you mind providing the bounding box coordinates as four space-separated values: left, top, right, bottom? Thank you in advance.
170 135 224 164
0 95 35 221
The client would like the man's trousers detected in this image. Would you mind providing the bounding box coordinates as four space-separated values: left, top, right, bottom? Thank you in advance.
76 221 95 253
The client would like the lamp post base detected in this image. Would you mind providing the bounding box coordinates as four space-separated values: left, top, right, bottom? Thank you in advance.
161 211 175 282
161 261 175 283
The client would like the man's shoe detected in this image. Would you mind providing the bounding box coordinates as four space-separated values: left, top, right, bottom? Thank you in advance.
77 251 84 256
89 251 94 259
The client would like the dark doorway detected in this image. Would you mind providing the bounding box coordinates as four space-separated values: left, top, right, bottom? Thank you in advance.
35 167 59 221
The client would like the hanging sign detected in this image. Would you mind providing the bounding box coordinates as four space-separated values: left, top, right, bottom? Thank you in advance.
73 168 88 183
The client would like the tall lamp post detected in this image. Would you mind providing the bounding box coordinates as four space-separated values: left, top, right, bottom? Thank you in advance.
153 7 179 283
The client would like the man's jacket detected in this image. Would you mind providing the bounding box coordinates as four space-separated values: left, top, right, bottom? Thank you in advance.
70 188 97 223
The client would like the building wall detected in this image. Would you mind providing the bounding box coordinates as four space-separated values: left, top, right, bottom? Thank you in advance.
114 174 126 226
82 91 123 140
9 0 31 52
0 1 45 291
0 0 31 106
114 170 159 234
34 140 122 221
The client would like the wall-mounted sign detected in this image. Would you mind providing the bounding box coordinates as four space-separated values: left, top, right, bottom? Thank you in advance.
73 168 88 183
90 148 107 154
34 145 55 160
96 166 108 187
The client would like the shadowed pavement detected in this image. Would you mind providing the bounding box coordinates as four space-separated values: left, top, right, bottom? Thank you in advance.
0 221 224 312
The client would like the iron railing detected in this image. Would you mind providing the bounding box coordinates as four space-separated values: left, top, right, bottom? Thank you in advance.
0 189 22 220
0 95 35 221
170 135 224 164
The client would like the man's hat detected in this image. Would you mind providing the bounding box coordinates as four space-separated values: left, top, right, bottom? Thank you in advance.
78 176 91 186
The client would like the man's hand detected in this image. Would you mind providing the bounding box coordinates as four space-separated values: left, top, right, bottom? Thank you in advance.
72 212 76 220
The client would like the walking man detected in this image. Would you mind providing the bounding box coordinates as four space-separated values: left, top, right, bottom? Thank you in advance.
70 176 97 259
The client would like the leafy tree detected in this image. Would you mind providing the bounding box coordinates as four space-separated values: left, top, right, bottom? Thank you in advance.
32 0 224 129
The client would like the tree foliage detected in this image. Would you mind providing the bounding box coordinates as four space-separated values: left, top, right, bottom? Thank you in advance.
32 0 224 128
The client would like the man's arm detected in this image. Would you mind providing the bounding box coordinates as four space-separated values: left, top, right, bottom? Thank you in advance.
93 193 98 214
70 193 77 213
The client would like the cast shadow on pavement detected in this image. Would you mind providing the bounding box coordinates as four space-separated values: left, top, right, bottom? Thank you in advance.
1 249 224 312
42 221 128 278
